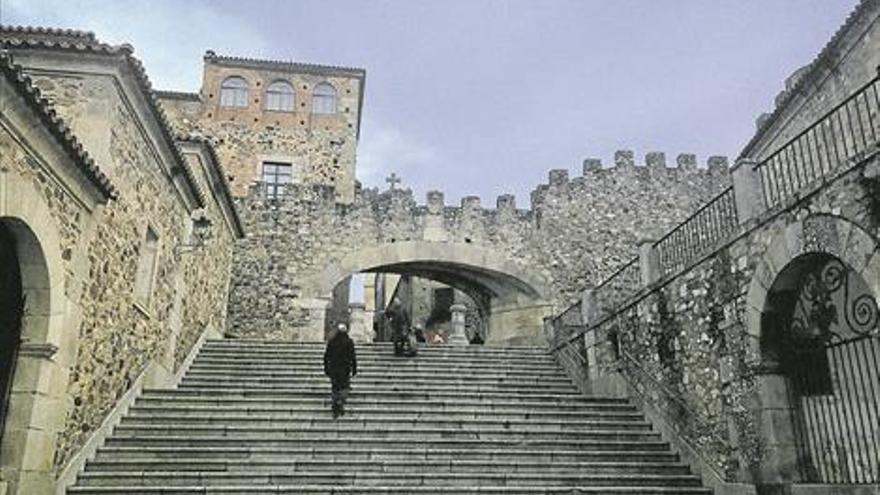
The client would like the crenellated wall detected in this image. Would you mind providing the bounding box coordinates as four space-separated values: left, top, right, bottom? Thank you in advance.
228 150 731 342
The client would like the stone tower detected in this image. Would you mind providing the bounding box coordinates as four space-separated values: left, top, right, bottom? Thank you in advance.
159 51 366 201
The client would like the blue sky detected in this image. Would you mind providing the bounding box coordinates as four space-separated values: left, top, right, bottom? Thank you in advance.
2 0 860 204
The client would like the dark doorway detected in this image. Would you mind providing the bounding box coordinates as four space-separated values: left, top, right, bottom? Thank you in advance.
0 222 24 445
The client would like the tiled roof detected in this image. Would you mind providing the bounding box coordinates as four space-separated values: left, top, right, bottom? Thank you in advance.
0 25 206 208
155 90 200 101
0 50 117 200
739 0 879 159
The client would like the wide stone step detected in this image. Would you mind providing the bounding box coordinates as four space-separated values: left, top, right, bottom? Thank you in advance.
111 423 661 442
188 361 562 374
183 370 571 383
69 487 712 495
193 352 560 371
194 352 556 366
75 471 704 488
173 383 583 397
119 414 653 432
84 458 691 475
92 446 681 464
104 436 673 452
134 398 640 417
177 379 577 392
201 341 549 355
126 404 645 422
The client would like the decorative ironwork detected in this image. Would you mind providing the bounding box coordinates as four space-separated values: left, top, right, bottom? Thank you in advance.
790 258 879 344
784 257 880 485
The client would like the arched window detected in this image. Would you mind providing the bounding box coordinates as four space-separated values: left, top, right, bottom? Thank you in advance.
265 80 295 112
219 76 248 108
312 82 337 114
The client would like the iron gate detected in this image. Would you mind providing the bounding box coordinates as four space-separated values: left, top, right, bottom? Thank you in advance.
783 258 879 484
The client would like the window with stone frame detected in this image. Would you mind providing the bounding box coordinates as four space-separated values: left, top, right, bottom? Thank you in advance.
219 76 249 108
312 82 337 114
133 226 160 309
262 162 293 200
265 80 295 112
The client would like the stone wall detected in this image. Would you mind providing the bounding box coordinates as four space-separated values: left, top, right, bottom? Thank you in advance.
228 151 730 341
577 151 880 482
1 49 240 473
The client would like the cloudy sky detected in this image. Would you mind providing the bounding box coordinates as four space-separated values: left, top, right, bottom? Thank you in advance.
2 0 859 204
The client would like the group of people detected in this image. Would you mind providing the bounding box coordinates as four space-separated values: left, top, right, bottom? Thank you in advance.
323 308 439 418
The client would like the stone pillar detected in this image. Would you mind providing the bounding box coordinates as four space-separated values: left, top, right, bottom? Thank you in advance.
580 288 598 382
638 239 660 287
296 297 331 341
448 304 469 346
752 363 799 485
731 157 766 224
347 302 372 343
579 288 597 326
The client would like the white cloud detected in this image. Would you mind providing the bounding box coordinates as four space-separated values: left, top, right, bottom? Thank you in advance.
357 116 439 189
3 0 269 91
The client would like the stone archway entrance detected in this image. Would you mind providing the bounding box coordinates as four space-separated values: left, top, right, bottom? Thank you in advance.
762 252 879 485
308 241 553 346
0 222 24 447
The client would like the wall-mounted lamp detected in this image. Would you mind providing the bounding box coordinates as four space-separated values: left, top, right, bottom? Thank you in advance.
175 209 213 254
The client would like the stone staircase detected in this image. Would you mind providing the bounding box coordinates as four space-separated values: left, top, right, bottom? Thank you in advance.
67 340 711 494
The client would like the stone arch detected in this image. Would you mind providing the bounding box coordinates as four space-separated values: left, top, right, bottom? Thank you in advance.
305 241 553 345
0 172 78 494
312 241 551 299
742 213 880 485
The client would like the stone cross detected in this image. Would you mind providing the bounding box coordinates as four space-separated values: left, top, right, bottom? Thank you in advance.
386 173 401 190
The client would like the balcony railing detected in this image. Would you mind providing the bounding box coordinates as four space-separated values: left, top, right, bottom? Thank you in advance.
654 187 739 277
756 73 880 208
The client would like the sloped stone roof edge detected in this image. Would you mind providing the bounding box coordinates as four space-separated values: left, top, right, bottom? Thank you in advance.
0 49 117 200
0 25 207 208
738 0 879 159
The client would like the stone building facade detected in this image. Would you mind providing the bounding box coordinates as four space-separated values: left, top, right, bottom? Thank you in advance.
158 52 365 201
0 29 242 494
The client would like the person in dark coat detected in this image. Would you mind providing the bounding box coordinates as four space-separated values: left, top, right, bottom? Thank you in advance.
387 307 408 356
324 323 357 418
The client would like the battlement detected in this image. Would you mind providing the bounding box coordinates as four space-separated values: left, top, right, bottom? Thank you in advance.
242 148 731 222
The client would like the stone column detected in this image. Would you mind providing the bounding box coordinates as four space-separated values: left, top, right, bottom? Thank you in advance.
731 157 766 224
752 362 799 485
638 239 660 287
295 297 331 341
448 304 469 346
580 288 598 382
347 302 373 343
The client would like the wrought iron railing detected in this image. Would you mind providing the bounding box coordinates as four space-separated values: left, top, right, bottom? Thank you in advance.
755 73 880 208
654 187 739 277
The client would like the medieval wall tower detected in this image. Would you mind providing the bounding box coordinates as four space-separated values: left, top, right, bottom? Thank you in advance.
158 51 365 202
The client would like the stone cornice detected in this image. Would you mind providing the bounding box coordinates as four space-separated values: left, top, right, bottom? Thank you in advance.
0 50 117 200
203 50 365 79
